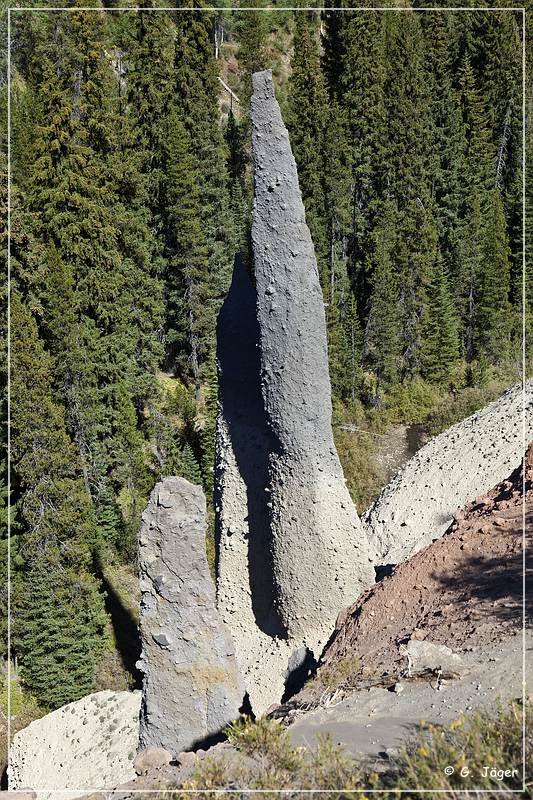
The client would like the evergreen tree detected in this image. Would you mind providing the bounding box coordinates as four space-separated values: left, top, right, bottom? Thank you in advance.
0 155 8 660
171 6 233 371
396 198 440 379
343 9 388 320
329 285 363 404
456 55 494 360
422 12 465 279
28 7 159 547
320 0 346 99
124 4 174 236
181 443 203 486
164 111 210 396
475 189 513 364
364 200 401 389
420 259 460 383
10 292 107 707
235 0 268 95
200 356 219 497
287 11 329 285
225 108 249 261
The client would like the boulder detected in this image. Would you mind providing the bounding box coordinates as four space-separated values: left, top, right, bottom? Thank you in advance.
8 690 140 800
250 69 374 641
133 747 172 776
363 381 533 565
401 639 465 678
137 477 244 755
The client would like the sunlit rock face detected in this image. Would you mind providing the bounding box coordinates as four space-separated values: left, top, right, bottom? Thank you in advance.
138 477 243 754
250 69 374 641
363 380 533 566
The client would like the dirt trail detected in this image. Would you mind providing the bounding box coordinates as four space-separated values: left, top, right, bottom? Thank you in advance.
288 632 530 762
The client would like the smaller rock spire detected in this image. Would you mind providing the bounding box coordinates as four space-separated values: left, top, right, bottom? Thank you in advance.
138 477 243 755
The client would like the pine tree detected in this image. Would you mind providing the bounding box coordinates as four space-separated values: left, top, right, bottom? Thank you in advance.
0 155 8 662
14 558 107 709
475 189 513 364
200 356 219 497
321 0 347 99
164 110 210 396
329 285 363 405
124 4 173 244
343 9 388 320
171 6 233 372
225 108 249 261
287 11 329 285
364 200 401 389
456 55 494 361
396 197 440 379
420 259 460 383
235 0 268 97
10 292 107 708
422 12 465 279
28 7 159 547
181 443 203 486
383 11 432 206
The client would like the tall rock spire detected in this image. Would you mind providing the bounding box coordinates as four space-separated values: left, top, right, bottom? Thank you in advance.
250 69 374 639
214 72 375 714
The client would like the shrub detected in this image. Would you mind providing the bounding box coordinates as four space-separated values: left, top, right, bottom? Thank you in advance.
312 655 362 691
161 700 530 799
376 699 529 796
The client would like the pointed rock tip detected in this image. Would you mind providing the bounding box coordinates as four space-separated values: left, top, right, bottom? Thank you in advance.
251 69 274 96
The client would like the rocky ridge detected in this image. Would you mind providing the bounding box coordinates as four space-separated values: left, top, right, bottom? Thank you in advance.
364 380 533 565
302 441 532 696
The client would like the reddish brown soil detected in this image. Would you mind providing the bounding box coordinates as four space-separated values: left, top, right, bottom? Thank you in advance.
319 444 532 683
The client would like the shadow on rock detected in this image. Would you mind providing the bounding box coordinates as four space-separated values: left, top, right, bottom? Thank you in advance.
216 255 285 638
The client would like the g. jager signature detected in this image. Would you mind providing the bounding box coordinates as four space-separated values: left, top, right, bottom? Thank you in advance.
480 767 520 780
444 765 520 780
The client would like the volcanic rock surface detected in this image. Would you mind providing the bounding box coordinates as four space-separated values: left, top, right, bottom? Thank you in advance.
8 690 141 800
215 255 284 639
138 477 243 754
250 68 374 640
215 255 296 713
214 71 375 713
320 442 532 683
363 381 533 565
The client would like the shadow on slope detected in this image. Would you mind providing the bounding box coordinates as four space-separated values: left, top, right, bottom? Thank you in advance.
94 556 142 689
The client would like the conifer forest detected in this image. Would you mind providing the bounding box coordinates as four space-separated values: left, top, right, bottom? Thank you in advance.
0 1 530 728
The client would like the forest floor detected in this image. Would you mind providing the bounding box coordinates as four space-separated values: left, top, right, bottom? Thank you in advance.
372 423 428 486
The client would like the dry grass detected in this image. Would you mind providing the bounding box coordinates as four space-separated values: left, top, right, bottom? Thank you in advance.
376 699 530 797
177 716 363 798
312 655 362 692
